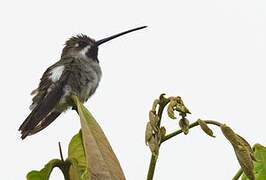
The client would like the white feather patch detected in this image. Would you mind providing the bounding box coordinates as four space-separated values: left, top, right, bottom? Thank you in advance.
79 45 90 58
49 65 64 82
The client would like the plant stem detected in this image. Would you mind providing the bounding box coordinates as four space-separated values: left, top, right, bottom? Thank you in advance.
58 142 64 161
162 120 222 143
147 155 158 180
57 142 71 180
232 168 243 180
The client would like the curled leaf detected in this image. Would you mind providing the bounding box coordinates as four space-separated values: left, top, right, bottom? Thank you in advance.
149 110 156 122
145 122 153 145
234 145 254 180
167 96 191 120
236 134 256 162
181 105 191 114
167 100 177 119
152 99 160 112
220 124 239 145
221 124 255 180
174 103 184 114
179 118 190 135
159 93 169 105
175 97 191 114
148 135 160 157
149 110 159 132
159 127 166 139
197 119 215 137
146 109 162 156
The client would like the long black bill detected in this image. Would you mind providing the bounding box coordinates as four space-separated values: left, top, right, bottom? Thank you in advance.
95 26 147 46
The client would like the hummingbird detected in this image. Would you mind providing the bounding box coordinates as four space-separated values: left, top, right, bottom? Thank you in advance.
19 26 147 139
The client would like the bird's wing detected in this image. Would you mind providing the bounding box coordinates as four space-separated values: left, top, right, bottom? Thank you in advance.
29 63 59 110
19 59 73 139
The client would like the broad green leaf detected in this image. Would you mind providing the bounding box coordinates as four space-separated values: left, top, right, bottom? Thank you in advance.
72 95 126 180
27 159 63 180
68 131 89 180
242 144 266 180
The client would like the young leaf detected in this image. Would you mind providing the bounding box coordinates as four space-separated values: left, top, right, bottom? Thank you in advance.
236 134 256 161
149 110 159 132
167 100 177 119
179 118 189 135
152 99 159 112
27 159 65 180
159 127 166 139
197 119 215 137
71 95 126 180
145 122 153 145
148 135 160 157
221 124 255 180
68 131 89 180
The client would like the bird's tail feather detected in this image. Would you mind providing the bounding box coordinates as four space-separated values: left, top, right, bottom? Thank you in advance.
20 111 61 139
19 81 65 139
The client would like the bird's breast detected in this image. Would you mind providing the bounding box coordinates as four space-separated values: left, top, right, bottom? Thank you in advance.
71 59 102 102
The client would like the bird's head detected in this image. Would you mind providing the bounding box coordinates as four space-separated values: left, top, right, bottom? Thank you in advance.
62 34 98 61
61 26 147 62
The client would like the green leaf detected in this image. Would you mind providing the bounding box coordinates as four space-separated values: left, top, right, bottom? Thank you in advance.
27 159 63 180
71 95 126 180
242 144 266 180
67 131 89 180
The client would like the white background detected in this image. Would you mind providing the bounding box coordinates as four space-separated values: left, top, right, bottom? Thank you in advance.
0 0 266 179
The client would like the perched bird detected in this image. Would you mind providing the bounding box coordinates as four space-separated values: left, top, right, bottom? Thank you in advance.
19 26 147 139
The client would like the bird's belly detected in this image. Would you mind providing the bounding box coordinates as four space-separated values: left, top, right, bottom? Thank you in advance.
79 79 98 102
56 80 99 111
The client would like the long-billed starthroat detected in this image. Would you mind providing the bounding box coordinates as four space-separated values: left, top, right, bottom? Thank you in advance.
19 26 147 139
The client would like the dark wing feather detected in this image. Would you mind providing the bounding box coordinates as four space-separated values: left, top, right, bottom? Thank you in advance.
29 65 57 110
20 111 61 139
19 64 71 139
